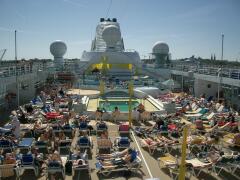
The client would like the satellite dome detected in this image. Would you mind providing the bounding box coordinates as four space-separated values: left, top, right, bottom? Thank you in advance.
152 41 169 54
50 40 67 57
102 25 121 48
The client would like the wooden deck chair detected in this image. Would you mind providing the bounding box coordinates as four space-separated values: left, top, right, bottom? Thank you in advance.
97 138 112 153
0 164 18 178
185 158 212 177
186 108 202 114
158 154 187 180
217 105 224 112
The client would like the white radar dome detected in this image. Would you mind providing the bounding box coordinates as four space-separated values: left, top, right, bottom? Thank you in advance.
152 41 169 54
50 40 67 57
102 25 121 47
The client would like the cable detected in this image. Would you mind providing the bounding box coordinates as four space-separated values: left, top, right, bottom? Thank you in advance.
105 0 113 18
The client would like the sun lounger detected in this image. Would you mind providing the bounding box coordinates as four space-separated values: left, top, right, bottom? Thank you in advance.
0 139 15 151
79 122 89 135
19 153 39 177
71 150 90 178
76 136 92 151
119 123 130 136
186 158 212 177
201 112 215 121
222 133 240 147
96 122 108 134
18 138 34 151
58 139 72 154
114 137 130 150
96 156 142 177
0 163 19 178
185 108 202 114
97 138 112 153
158 153 182 180
45 157 66 179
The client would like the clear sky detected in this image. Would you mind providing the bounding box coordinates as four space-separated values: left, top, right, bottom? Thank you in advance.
0 0 240 61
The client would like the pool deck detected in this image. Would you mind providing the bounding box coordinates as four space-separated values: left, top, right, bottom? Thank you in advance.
13 120 240 180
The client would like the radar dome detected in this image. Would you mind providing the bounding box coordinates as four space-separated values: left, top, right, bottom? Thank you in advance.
50 40 67 57
102 25 121 48
152 41 169 54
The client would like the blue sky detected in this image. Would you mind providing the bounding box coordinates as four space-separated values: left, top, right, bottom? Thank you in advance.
0 0 240 60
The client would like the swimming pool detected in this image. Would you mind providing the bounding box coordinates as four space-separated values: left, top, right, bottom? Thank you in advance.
99 100 139 112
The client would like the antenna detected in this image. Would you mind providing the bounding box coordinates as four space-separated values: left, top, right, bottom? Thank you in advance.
105 0 113 18
15 30 17 60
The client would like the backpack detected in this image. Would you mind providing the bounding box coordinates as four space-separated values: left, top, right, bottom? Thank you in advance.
65 160 72 174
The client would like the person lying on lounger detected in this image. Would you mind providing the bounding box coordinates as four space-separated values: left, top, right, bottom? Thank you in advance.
47 151 62 165
99 148 137 166
3 152 16 164
97 147 131 159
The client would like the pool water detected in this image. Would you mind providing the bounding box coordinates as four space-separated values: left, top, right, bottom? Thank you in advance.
99 100 139 112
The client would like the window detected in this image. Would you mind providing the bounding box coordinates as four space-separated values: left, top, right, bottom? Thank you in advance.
207 84 211 88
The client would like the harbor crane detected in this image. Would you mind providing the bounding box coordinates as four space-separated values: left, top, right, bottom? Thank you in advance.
0 49 7 61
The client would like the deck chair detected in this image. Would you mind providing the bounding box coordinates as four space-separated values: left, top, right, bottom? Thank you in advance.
76 136 92 151
97 138 112 153
119 123 130 136
58 139 72 154
222 133 240 147
0 164 18 178
0 139 15 151
114 137 130 150
185 158 212 177
201 112 215 121
158 153 181 180
34 139 48 151
96 122 108 135
72 150 90 178
185 108 202 114
62 124 73 137
140 138 161 155
18 138 34 151
0 127 12 136
217 105 224 113
96 156 142 177
79 122 89 135
19 154 39 177
45 158 66 180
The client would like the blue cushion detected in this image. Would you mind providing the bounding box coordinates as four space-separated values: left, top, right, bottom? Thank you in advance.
0 140 11 146
79 137 89 145
79 123 87 129
22 154 34 165
119 137 130 146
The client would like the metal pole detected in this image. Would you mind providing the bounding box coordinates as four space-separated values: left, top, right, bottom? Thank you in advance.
178 125 188 180
15 30 19 107
181 65 184 93
221 34 224 61
15 30 17 61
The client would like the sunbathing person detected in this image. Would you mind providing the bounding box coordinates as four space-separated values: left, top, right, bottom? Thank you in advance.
99 148 137 167
156 134 178 145
97 147 131 159
47 151 62 164
3 152 16 164
39 131 50 141
72 150 88 166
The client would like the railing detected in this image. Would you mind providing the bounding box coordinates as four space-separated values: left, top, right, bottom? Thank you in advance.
144 64 240 80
